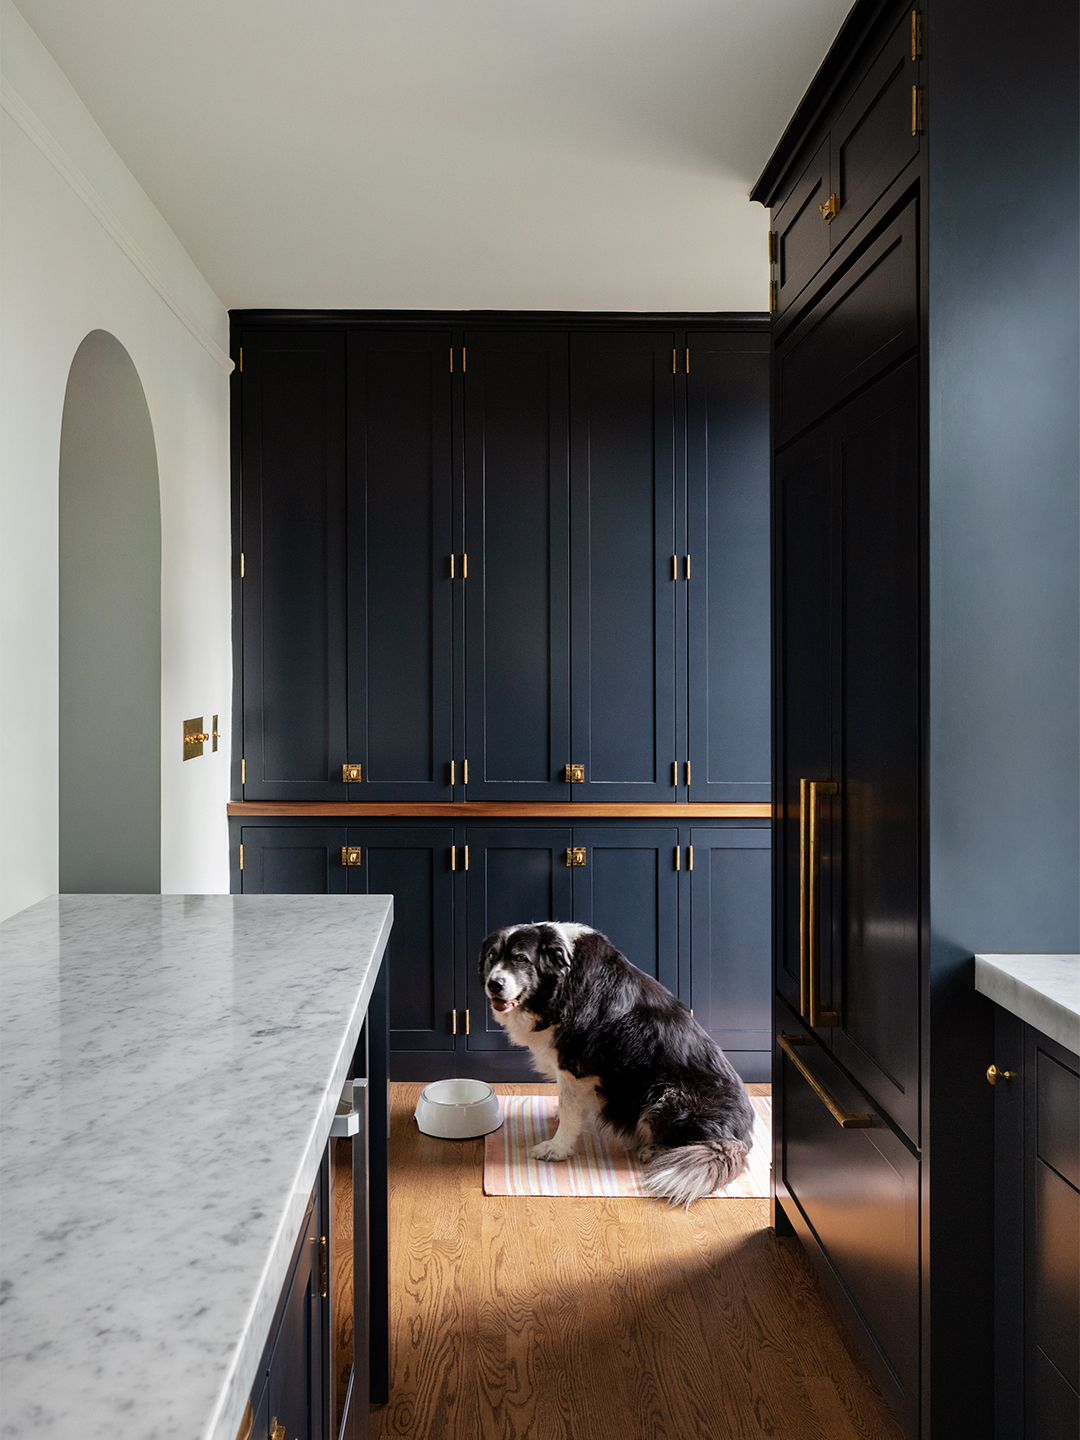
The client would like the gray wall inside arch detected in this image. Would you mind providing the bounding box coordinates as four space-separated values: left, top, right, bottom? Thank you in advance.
59 330 161 893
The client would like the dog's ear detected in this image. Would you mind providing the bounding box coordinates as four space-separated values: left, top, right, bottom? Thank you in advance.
535 926 571 976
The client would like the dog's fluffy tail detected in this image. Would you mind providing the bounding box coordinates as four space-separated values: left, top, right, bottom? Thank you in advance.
643 1137 750 1207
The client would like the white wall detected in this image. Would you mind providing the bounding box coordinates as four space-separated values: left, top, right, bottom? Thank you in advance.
0 0 233 920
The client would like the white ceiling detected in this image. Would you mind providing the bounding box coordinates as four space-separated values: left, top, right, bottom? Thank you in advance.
14 0 852 312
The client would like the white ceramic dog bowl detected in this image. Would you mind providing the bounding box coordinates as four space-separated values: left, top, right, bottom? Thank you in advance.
414 1079 504 1139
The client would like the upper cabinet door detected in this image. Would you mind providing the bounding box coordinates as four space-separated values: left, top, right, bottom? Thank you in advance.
241 331 348 800
569 332 678 801
828 10 921 251
346 332 454 800
463 331 571 801
686 333 771 802
772 138 832 326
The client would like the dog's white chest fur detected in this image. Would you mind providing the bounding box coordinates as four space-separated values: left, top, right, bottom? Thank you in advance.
492 1003 560 1080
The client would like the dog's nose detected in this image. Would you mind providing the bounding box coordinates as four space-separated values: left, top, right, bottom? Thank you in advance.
487 976 504 996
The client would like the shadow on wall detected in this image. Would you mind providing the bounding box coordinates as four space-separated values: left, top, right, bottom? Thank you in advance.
59 331 161 893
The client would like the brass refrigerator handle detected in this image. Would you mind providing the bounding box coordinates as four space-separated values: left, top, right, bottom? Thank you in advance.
799 778 838 1027
777 1035 872 1129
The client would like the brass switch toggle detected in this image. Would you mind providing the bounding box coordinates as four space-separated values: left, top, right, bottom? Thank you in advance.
565 764 585 784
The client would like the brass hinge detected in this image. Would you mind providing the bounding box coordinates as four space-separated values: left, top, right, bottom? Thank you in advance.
341 847 362 866
769 280 779 314
819 193 839 223
687 845 694 871
342 763 362 783
239 843 244 871
241 758 246 785
566 847 587 867
675 845 680 871
911 9 923 60
317 1235 328 1298
768 230 778 265
239 551 244 578
564 764 584 784
912 86 925 136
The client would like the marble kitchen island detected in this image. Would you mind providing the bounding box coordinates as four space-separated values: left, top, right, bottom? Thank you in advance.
0 893 392 1440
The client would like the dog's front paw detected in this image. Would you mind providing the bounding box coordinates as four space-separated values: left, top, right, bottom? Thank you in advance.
530 1138 576 1163
635 1142 661 1164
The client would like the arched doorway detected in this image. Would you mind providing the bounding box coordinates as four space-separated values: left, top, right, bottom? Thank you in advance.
59 331 161 892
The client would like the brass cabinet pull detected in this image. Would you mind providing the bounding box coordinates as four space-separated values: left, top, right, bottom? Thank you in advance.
235 1399 254 1440
778 1034 872 1128
270 1422 285 1440
819 193 839 222
799 778 838 1026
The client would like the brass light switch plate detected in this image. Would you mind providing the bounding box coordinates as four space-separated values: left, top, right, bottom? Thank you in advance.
183 717 209 760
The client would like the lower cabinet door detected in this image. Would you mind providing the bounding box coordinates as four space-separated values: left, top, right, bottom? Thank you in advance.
569 826 679 992
240 826 348 894
346 827 456 1053
262 1180 326 1440
778 1021 919 1436
689 827 771 1081
465 828 573 1051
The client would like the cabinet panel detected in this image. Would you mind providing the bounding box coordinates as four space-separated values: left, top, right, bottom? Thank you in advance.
464 828 573 1051
267 1190 323 1440
569 827 679 993
240 826 348 895
775 200 918 444
1035 1159 1079 1395
830 362 920 1140
780 1032 919 1433
774 425 836 1020
687 333 771 801
773 139 832 323
346 827 456 1052
689 829 771 1070
569 333 678 800
463 332 571 800
828 10 920 249
346 332 454 799
1038 1048 1080 1190
241 331 348 800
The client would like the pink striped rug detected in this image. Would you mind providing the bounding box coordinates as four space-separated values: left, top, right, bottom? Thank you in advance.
484 1095 771 1199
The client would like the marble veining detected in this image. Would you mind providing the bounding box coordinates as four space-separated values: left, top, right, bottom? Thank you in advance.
0 893 392 1440
974 952 1080 1055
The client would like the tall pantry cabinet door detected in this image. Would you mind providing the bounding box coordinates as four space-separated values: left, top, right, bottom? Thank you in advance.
569 332 679 801
773 424 838 1026
240 331 348 800
463 332 571 800
686 333 771 802
346 332 454 800
830 361 921 1141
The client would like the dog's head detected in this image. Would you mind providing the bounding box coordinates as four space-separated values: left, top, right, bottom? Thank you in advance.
479 923 572 1016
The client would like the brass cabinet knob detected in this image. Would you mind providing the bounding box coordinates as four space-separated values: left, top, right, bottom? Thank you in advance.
986 1064 1016 1085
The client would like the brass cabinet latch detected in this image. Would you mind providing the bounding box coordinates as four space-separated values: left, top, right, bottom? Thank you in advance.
341 847 362 866
819 193 839 223
342 763 362 782
566 847 587 867
564 764 585 783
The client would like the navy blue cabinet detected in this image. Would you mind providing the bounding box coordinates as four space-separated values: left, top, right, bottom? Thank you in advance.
240 331 348 802
345 331 455 800
463 331 571 801
569 826 679 993
239 826 349 895
686 332 771 803
569 332 679 801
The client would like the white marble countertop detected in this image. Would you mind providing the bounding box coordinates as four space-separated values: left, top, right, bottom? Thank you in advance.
974 952 1080 1055
0 893 392 1440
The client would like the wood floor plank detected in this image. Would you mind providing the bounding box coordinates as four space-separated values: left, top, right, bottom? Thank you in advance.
369 1083 906 1440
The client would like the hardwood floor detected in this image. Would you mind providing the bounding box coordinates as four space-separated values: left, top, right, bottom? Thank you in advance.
369 1083 906 1440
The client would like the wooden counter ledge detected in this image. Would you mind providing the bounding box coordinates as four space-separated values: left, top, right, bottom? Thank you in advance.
227 801 772 818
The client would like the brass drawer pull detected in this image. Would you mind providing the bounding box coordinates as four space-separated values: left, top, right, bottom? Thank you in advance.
778 1034 872 1129
799 778 838 1026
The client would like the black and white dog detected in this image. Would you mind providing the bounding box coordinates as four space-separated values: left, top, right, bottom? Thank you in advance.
480 922 755 1205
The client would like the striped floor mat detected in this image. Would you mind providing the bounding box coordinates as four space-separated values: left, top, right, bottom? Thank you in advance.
483 1095 771 1199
